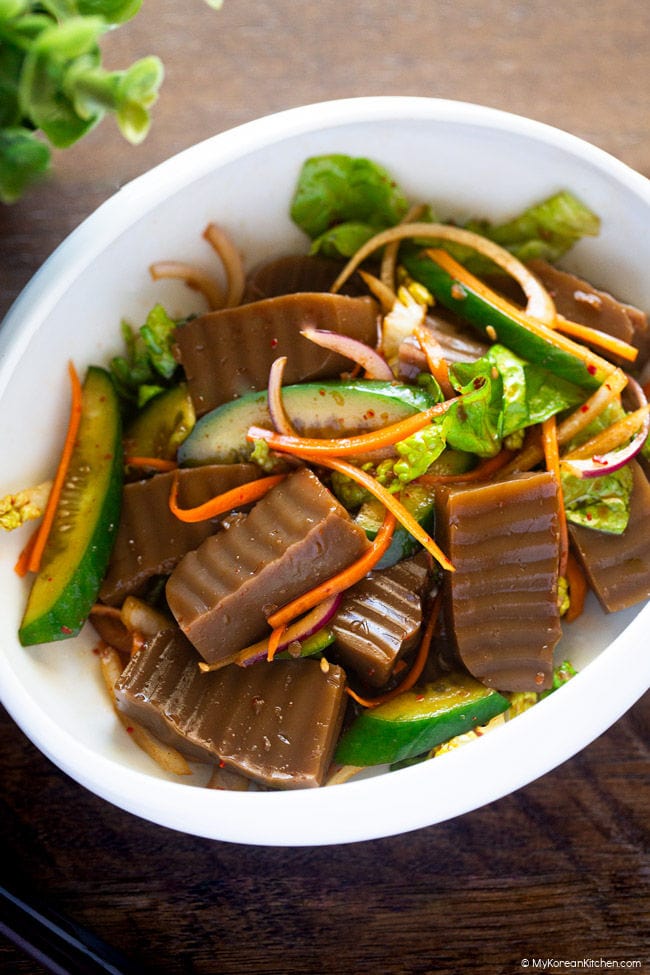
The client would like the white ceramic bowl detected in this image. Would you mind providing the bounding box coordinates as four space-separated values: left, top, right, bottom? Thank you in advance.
1 97 649 846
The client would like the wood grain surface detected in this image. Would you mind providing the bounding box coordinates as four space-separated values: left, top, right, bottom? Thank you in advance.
1 2 649 973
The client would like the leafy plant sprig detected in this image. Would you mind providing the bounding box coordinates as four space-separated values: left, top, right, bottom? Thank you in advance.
0 0 221 203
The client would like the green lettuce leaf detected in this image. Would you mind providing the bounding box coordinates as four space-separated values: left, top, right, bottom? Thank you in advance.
110 304 180 408
290 154 409 241
561 464 633 534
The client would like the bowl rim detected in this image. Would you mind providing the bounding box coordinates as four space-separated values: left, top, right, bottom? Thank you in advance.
1 96 649 846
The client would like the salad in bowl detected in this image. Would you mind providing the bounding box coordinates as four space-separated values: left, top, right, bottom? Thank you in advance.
1 98 648 844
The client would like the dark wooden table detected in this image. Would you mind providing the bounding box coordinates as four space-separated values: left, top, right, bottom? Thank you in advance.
1 3 649 973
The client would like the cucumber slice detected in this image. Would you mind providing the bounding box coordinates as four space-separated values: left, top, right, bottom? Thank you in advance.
355 484 436 569
124 382 195 460
402 251 607 390
19 367 123 646
335 671 510 766
178 379 437 466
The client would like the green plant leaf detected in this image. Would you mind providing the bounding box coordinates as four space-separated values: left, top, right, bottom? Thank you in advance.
0 126 50 203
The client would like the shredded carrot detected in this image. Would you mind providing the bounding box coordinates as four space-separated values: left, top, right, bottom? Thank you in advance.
247 400 452 460
24 362 83 574
425 248 615 382
125 455 178 472
414 322 454 398
169 472 285 523
554 315 638 363
266 623 287 663
346 589 442 708
302 454 455 573
416 448 514 486
565 550 588 623
14 524 40 577
542 416 569 578
268 508 397 630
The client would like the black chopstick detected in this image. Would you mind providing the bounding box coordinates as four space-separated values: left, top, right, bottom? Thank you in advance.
1 883 149 975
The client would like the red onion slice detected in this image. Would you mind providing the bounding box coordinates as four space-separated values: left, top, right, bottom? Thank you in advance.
237 593 343 667
300 326 394 380
267 356 297 435
562 378 649 478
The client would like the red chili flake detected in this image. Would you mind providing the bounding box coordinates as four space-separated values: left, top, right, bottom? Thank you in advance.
364 410 376 420
318 388 326 396
60 625 73 635
415 694 425 702
587 364 597 375
270 337 279 349
219 760 226 768
586 512 593 520
126 726 134 734
534 672 545 686
580 404 589 412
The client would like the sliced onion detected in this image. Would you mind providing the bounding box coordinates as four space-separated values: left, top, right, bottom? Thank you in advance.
330 221 557 324
267 356 297 435
198 594 343 671
301 326 393 380
561 397 650 478
358 269 396 313
203 223 245 308
149 261 225 310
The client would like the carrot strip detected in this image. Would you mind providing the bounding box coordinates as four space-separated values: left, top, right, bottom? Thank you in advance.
303 454 455 573
414 322 454 398
125 455 178 472
542 416 569 578
426 248 615 381
266 623 287 663
247 400 452 460
267 509 397 629
416 448 514 486
14 525 40 577
565 550 588 623
554 315 638 363
346 589 442 708
26 362 83 574
169 472 285 523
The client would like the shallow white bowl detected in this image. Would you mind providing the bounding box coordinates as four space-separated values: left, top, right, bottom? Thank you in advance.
1 97 649 846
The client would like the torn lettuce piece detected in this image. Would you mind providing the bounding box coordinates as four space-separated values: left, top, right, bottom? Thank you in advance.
110 303 180 408
290 153 409 241
449 345 583 450
561 463 633 535
309 220 381 259
477 190 601 263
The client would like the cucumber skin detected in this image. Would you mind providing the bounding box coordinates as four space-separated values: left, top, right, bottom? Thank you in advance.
335 674 510 767
178 380 436 466
124 382 195 460
19 368 123 646
402 252 604 391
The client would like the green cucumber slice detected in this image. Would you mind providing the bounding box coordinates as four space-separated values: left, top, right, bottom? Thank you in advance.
402 251 607 390
19 367 123 646
178 379 436 466
124 382 195 460
335 671 510 766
